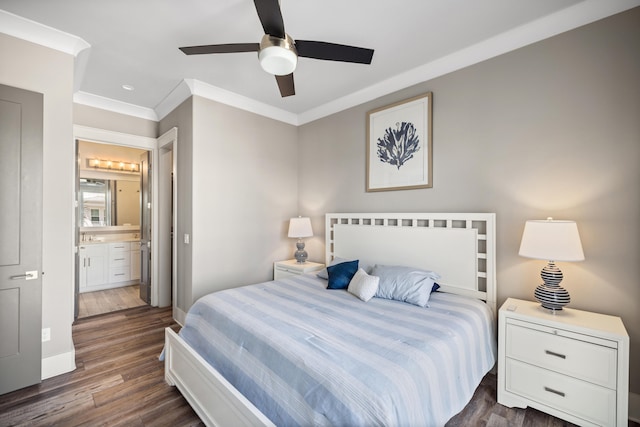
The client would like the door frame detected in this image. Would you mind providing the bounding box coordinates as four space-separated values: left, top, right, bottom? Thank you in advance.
72 125 174 309
157 129 177 311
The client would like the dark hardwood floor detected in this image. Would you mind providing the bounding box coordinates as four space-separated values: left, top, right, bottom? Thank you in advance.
0 306 203 427
0 305 637 426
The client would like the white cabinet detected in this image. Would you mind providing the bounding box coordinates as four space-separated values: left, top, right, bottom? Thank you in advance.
108 242 131 283
498 298 629 426
273 259 324 280
79 241 140 293
79 244 108 292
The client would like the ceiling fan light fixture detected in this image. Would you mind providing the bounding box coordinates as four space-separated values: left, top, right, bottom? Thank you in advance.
258 34 297 76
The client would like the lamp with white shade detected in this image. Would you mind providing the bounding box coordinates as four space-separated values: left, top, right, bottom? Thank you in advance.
288 217 313 263
518 218 585 310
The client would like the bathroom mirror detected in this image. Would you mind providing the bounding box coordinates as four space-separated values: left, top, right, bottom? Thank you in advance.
79 178 140 226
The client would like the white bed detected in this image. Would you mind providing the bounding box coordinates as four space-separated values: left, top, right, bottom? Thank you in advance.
164 212 497 426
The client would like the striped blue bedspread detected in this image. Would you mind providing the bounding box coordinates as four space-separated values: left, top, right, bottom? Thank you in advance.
179 274 496 426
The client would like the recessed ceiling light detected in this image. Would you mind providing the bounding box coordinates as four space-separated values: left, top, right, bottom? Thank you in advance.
122 84 135 91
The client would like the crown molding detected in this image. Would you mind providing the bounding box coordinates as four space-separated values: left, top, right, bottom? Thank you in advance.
297 0 640 124
0 9 89 56
154 79 299 125
74 91 158 121
5 0 638 125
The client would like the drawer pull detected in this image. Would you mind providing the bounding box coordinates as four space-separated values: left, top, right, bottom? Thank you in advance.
114 258 126 261
544 386 565 397
545 350 566 359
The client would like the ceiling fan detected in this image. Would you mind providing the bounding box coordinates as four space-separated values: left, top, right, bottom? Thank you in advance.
179 0 374 97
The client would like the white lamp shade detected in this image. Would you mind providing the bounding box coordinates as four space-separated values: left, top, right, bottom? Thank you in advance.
519 219 585 261
288 217 313 238
259 46 297 75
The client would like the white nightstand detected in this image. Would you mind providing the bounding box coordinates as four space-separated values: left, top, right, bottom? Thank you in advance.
498 298 629 427
273 259 325 280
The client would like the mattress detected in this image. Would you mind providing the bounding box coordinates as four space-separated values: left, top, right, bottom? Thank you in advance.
178 273 496 426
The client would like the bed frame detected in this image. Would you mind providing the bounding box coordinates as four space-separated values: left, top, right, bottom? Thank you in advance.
164 212 496 427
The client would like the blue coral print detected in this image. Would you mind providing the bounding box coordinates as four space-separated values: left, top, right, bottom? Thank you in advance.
376 122 420 169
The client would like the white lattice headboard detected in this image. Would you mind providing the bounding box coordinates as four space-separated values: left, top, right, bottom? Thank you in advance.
325 213 496 313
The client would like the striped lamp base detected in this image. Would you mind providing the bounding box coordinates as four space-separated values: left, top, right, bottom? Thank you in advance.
534 261 570 310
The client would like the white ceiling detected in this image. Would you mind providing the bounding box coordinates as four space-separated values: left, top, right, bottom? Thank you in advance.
1 0 638 124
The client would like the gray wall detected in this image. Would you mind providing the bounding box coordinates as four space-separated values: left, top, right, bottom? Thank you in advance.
160 96 299 312
0 33 75 366
159 98 194 312
74 104 158 138
298 8 640 393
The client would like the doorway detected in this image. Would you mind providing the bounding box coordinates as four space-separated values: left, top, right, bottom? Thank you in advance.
76 140 149 318
72 125 177 322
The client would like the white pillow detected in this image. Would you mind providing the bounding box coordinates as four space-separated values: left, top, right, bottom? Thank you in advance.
347 268 380 302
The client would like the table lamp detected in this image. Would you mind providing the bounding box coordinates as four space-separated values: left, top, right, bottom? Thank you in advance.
288 217 313 263
518 218 584 310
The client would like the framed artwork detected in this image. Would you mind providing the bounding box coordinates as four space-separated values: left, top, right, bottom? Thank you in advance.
366 92 432 192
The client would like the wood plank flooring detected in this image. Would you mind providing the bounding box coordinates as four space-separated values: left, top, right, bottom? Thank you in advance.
1 305 637 426
78 285 147 318
0 306 203 427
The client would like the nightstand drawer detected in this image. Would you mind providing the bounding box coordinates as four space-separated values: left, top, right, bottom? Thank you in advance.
273 260 324 280
506 321 617 389
274 266 297 279
505 358 616 426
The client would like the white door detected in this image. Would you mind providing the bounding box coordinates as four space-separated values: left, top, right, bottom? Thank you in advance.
0 84 44 394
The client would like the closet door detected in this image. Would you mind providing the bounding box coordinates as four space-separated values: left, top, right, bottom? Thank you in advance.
0 84 43 394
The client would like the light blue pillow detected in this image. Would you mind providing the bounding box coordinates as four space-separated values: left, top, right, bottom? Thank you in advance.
371 265 441 307
327 260 359 290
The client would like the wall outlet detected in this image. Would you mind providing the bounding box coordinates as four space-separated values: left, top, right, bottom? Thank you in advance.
42 328 51 342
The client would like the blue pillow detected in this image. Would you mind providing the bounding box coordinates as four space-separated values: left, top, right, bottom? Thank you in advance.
326 260 359 290
371 265 441 307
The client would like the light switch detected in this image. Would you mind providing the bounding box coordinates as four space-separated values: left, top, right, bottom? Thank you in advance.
184 234 190 244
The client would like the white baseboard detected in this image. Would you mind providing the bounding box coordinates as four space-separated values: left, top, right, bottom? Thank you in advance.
174 306 187 327
630 392 640 423
42 349 76 380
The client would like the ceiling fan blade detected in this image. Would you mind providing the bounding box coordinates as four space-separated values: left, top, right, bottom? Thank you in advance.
275 74 295 97
295 40 374 64
179 43 260 55
253 0 285 38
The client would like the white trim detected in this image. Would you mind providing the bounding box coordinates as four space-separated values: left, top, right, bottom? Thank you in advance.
74 91 158 121
41 349 76 380
174 306 187 327
0 9 90 56
630 392 640 423
154 79 298 125
154 80 194 121
157 127 178 309
73 125 156 149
